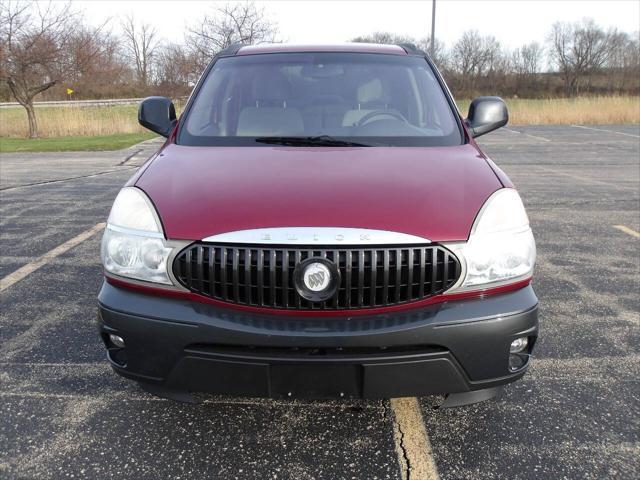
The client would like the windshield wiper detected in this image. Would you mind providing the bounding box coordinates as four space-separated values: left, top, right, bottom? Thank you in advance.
254 135 371 147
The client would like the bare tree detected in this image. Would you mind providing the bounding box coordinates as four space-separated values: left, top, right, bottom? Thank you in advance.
451 31 503 92
513 42 543 76
186 2 278 71
121 14 158 87
351 33 449 69
482 36 505 74
0 1 104 137
605 31 640 92
620 33 640 92
65 28 129 99
155 42 197 97
351 31 415 45
511 42 543 94
549 19 617 95
419 37 448 68
451 31 481 83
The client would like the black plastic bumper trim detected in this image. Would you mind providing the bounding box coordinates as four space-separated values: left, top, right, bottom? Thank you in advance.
97 281 538 399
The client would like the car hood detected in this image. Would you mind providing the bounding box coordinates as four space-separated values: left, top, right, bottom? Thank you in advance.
135 144 502 242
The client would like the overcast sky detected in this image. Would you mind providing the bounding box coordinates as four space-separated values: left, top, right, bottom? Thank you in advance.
77 0 640 49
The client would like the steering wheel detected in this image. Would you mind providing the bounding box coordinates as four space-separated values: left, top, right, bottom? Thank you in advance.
355 110 407 127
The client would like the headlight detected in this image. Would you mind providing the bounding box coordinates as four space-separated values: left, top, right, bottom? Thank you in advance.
101 187 174 285
450 189 536 291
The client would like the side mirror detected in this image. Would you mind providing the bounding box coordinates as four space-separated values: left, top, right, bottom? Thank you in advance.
465 96 508 138
138 96 177 137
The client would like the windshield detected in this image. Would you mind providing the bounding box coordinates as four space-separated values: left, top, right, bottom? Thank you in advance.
179 52 462 147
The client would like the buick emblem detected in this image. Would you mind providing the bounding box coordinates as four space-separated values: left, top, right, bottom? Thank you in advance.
294 258 340 302
303 262 331 291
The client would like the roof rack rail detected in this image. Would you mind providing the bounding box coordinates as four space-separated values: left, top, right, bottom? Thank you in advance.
217 42 246 57
397 43 427 57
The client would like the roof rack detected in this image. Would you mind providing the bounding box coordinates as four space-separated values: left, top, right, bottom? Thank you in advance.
397 43 427 57
217 42 245 57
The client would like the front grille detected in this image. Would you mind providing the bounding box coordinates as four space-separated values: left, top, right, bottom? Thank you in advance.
173 244 461 310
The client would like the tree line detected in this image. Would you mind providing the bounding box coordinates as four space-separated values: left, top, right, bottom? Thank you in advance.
354 22 639 99
1 1 638 138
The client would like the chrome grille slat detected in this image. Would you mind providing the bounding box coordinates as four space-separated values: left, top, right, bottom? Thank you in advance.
294 250 302 308
257 249 264 306
345 250 352 307
244 248 251 305
357 250 365 308
395 248 402 303
269 250 276 307
332 249 340 308
282 249 289 308
407 248 414 299
418 247 426 298
174 243 461 310
220 248 228 301
232 249 240 302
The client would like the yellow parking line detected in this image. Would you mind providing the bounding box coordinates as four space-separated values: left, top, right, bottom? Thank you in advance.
0 223 106 292
390 397 440 480
613 225 640 238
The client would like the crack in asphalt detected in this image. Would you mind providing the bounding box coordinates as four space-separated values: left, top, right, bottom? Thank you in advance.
383 401 410 479
389 397 440 480
0 166 138 191
388 401 412 480
117 148 143 165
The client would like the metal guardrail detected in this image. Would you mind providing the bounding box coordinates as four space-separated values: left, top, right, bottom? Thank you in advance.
0 98 146 109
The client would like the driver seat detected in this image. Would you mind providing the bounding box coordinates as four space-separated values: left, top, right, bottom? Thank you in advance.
342 78 398 127
236 71 304 136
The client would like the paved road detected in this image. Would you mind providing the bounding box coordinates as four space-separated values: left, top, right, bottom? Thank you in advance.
1 125 638 479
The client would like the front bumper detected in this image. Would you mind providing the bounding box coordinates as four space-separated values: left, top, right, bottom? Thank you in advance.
98 282 538 400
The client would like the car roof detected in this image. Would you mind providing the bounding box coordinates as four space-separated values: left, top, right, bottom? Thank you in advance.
236 43 409 56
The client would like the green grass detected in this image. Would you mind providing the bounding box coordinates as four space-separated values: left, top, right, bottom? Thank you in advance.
0 132 157 153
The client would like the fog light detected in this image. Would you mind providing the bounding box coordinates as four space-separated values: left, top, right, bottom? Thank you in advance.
510 337 528 353
109 334 125 348
509 353 526 371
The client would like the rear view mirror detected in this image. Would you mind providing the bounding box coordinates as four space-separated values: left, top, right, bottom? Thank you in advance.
138 96 177 137
465 97 508 138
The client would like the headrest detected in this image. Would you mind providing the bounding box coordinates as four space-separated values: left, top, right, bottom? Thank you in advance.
357 78 384 103
253 71 291 104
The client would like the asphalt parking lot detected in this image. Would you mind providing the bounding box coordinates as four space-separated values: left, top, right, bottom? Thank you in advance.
1 125 639 479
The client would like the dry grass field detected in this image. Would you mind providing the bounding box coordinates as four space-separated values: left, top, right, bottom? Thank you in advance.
0 105 144 138
0 102 185 139
0 96 638 139
458 96 640 125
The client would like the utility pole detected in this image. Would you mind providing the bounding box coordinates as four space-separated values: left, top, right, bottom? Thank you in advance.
430 0 436 58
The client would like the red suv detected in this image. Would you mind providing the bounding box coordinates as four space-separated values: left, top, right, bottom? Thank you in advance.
98 43 537 407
